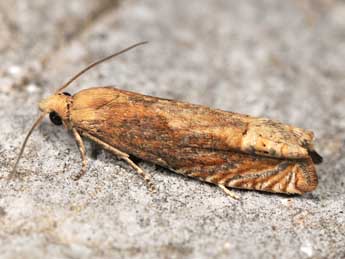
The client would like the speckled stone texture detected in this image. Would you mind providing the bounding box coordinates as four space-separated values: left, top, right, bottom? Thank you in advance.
0 0 344 258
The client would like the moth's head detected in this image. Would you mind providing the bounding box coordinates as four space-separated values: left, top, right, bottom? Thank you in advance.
11 41 147 176
39 92 72 126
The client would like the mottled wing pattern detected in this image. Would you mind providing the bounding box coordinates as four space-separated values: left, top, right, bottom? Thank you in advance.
70 87 319 194
166 147 317 194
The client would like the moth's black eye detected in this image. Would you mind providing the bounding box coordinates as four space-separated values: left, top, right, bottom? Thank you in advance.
49 111 62 126
62 92 71 96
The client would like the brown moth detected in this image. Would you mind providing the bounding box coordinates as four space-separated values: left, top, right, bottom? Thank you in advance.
12 42 322 198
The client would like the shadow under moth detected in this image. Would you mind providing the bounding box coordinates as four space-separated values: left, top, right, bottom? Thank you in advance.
12 42 322 199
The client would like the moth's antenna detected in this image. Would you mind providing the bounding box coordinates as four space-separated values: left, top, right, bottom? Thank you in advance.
11 113 46 176
55 41 148 93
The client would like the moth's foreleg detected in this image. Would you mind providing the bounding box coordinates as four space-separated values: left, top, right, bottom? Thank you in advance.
82 132 156 193
218 184 240 200
71 128 87 180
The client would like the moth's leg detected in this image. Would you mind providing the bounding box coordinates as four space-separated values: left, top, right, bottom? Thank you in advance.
82 132 156 192
218 184 240 200
71 128 87 180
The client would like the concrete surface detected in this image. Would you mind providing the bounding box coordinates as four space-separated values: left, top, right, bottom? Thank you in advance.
1 0 345 258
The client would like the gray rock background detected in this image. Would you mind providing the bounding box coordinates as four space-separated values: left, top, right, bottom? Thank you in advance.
0 0 344 258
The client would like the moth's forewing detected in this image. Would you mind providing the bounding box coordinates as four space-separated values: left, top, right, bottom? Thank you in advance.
71 87 314 158
169 150 318 194
71 86 247 161
70 87 317 194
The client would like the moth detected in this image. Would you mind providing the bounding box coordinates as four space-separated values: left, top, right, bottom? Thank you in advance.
12 42 322 198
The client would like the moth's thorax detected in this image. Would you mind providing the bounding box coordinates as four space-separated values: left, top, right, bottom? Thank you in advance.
39 93 72 124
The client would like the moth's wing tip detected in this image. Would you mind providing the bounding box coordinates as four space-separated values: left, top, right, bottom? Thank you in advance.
309 150 323 164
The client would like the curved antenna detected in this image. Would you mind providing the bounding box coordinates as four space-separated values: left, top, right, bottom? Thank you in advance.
55 41 148 93
10 113 46 176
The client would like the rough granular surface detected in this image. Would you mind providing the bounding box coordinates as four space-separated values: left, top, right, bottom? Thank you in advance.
0 1 344 258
